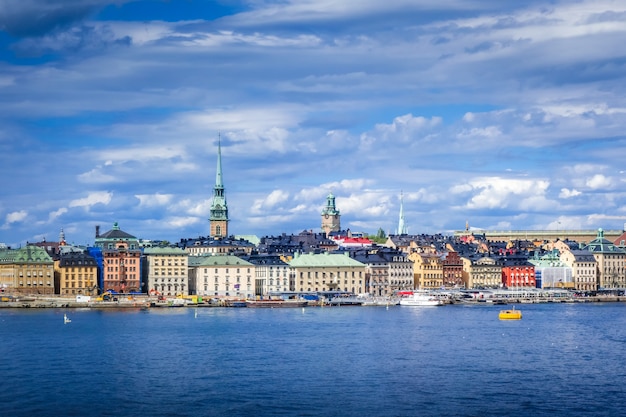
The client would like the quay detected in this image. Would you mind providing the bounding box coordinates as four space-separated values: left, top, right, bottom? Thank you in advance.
1 291 626 308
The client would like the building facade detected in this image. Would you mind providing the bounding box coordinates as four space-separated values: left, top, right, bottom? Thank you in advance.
442 251 464 288
407 251 444 290
95 223 142 293
244 254 291 297
584 228 626 289
2 246 55 295
461 255 502 289
143 246 189 296
190 255 254 299
353 248 413 296
56 248 98 296
289 252 365 294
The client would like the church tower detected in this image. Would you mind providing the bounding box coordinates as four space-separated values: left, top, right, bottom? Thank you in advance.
321 192 341 236
209 136 229 238
397 191 407 235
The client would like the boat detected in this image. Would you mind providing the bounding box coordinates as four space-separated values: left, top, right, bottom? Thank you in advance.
328 296 364 306
245 299 308 308
358 295 400 306
399 292 444 306
498 307 522 320
63 313 71 324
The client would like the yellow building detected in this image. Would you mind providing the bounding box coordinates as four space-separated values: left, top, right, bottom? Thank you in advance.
407 251 443 289
584 229 626 289
461 256 502 289
56 248 99 295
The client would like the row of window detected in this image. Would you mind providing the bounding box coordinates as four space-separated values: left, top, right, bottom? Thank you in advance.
19 272 51 277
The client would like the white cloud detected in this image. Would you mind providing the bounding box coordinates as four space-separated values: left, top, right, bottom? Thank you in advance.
164 216 202 229
5 210 27 224
586 174 613 190
48 208 68 222
559 188 582 198
135 193 173 207
250 190 290 215
461 177 550 210
69 191 112 208
77 168 118 184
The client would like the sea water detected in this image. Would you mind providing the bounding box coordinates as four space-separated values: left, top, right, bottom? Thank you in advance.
1 303 625 417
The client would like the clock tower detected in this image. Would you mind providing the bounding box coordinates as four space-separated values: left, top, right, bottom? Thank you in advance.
321 192 341 236
209 136 229 238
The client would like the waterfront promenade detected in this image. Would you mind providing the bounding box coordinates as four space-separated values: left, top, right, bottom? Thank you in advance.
1 291 625 308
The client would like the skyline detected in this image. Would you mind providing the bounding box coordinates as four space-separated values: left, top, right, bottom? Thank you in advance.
2 0 626 247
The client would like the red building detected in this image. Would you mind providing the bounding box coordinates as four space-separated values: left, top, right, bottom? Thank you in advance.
500 257 536 288
442 251 464 288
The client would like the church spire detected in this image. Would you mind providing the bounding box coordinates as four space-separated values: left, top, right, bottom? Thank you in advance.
397 191 407 235
215 133 223 188
209 134 229 238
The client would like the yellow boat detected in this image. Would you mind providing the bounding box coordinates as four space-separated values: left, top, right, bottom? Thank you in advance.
499 307 522 320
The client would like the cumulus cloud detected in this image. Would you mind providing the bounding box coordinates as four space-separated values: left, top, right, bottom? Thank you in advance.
460 177 550 210
5 210 27 224
586 174 613 190
135 193 173 207
559 188 582 198
250 190 290 215
69 191 112 208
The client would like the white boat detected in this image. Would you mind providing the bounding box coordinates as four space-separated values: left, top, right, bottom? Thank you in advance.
399 292 444 306
64 313 71 324
358 296 400 306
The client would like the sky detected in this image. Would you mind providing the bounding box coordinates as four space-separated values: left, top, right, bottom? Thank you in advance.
1 0 626 247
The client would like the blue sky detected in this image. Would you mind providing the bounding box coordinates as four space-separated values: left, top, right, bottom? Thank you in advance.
2 0 626 247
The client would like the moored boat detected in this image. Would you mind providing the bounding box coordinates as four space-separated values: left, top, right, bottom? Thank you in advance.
245 299 308 308
399 292 444 306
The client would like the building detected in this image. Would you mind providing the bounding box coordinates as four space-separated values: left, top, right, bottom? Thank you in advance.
189 255 254 299
243 254 291 297
95 223 142 293
500 256 536 289
461 255 502 289
454 228 622 244
56 247 98 296
209 137 229 238
352 247 413 296
442 251 464 288
584 228 626 289
0 246 55 295
288 252 365 294
407 251 444 290
321 193 341 236
559 249 597 291
143 246 189 296
179 237 255 256
528 250 573 289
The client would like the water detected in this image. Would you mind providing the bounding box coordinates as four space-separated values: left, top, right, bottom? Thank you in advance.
1 303 625 417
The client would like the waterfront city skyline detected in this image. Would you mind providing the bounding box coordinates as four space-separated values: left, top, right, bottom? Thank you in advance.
2 1 626 248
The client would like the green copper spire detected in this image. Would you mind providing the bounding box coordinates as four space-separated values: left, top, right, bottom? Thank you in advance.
215 134 223 188
210 134 229 237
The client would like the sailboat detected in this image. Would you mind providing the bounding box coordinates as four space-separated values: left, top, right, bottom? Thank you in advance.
64 313 71 324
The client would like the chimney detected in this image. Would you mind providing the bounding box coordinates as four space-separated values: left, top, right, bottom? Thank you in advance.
95 225 100 238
